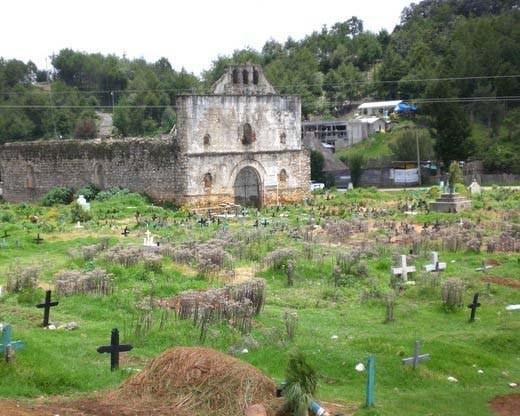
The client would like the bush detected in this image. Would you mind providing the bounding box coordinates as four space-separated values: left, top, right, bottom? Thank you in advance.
70 202 92 223
441 278 465 310
348 152 365 188
6 265 40 293
77 184 100 201
284 351 318 416
448 161 464 186
95 187 131 201
41 187 74 206
74 117 98 139
264 248 297 271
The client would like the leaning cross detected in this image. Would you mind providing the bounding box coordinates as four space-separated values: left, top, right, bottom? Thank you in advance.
392 255 416 282
1 230 10 239
468 293 481 322
0 325 24 362
36 290 59 327
402 340 430 369
424 251 446 272
475 261 492 272
121 226 130 237
97 328 133 371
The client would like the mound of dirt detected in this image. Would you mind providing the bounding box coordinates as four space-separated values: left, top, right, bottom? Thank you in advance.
105 347 277 416
490 393 520 416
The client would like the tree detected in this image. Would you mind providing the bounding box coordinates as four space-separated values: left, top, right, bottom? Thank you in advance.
389 129 434 161
347 152 365 188
448 161 464 186
310 150 325 182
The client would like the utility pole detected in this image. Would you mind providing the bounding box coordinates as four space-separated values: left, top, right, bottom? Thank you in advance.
416 129 422 186
46 56 58 139
111 91 115 113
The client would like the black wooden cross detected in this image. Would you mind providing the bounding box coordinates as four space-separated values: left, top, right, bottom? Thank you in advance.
121 226 130 237
34 233 44 244
198 217 208 227
468 293 481 322
1 230 10 239
97 328 133 371
260 218 268 227
253 219 259 228
36 290 59 327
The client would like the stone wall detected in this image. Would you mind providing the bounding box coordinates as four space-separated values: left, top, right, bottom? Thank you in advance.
0 138 186 203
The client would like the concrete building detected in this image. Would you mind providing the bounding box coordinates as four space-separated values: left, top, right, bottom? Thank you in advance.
0 64 310 208
357 100 402 117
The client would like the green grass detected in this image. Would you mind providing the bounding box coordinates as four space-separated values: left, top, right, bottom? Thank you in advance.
0 189 518 415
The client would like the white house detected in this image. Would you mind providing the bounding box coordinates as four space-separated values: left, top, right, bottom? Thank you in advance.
357 100 403 117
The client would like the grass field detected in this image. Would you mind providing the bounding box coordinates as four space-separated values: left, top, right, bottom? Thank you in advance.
0 187 518 415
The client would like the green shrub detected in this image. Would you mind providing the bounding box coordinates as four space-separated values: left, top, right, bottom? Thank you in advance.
70 202 92 223
77 184 100 201
441 278 465 310
95 187 131 201
284 351 318 416
41 187 74 206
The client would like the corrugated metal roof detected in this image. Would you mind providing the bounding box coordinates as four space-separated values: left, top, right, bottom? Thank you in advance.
358 100 402 109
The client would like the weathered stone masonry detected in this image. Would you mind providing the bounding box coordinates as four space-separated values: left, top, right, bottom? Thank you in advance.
0 64 310 207
0 138 186 203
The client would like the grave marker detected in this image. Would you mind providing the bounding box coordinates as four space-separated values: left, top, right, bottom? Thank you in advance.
1 230 10 239
0 325 24 362
391 255 416 282
34 233 44 244
121 226 130 237
97 328 133 371
402 340 430 369
424 251 447 272
365 355 375 407
468 293 481 322
36 290 59 327
476 261 492 272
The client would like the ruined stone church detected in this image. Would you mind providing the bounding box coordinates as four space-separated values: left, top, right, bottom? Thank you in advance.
0 64 310 207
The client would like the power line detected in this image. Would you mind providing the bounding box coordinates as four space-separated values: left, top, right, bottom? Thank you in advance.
1 95 520 110
0 74 519 96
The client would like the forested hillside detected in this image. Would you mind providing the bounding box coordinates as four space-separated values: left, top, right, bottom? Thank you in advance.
0 0 519 171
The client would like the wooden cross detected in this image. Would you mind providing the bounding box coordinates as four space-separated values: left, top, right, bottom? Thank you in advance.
1 230 10 239
121 226 130 237
34 233 44 244
468 293 481 322
475 261 492 272
261 218 269 227
197 218 208 227
402 340 430 369
36 290 59 327
391 255 416 282
97 328 133 371
253 219 259 227
424 251 446 272
0 325 24 362
365 355 375 407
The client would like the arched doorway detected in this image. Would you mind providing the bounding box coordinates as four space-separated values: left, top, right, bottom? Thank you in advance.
233 166 261 208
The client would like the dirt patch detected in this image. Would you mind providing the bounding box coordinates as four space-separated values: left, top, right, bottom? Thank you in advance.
483 276 520 289
490 393 520 416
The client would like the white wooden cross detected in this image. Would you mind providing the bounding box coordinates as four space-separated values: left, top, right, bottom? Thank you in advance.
423 251 446 272
391 255 416 282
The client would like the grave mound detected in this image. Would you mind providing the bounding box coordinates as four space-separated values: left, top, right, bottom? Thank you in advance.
106 346 277 416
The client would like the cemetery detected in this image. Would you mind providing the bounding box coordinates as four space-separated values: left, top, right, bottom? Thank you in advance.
0 185 518 415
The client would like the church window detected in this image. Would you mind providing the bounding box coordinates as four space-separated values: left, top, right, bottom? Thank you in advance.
242 69 249 84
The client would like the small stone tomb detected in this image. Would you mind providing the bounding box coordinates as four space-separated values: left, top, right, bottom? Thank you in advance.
77 195 90 211
468 179 481 196
423 251 446 272
392 255 416 282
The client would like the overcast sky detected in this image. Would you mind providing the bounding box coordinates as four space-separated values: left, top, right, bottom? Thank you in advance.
2 0 412 76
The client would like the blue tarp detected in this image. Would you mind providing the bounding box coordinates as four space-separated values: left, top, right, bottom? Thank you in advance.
394 102 417 113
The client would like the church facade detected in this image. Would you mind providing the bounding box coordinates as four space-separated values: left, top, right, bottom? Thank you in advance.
0 64 310 207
